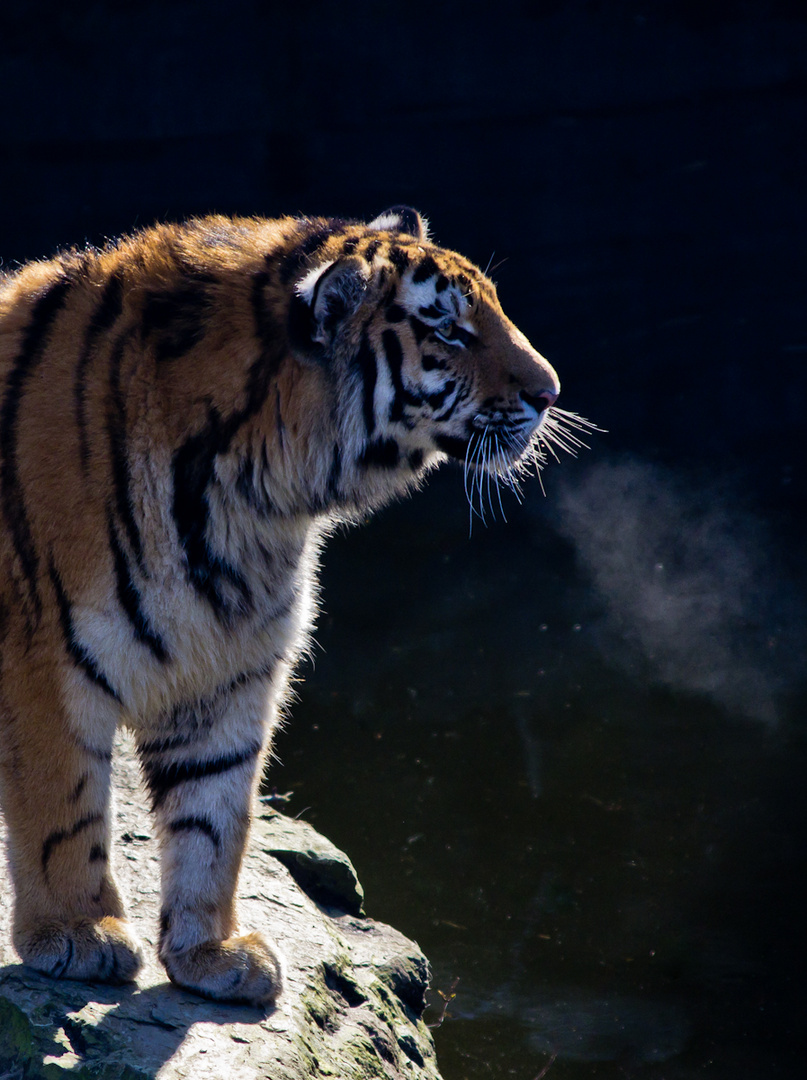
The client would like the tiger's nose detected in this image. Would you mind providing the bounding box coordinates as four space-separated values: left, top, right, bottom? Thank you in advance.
520 388 559 414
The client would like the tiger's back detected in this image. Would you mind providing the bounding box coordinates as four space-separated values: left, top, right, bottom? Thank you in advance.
0 208 563 1003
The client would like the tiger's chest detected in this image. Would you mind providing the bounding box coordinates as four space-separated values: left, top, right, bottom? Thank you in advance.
72 503 321 726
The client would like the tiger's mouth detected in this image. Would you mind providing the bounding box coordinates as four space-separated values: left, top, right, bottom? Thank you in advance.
432 407 602 532
433 425 533 466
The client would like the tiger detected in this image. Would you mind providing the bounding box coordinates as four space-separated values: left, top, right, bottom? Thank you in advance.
0 206 572 1006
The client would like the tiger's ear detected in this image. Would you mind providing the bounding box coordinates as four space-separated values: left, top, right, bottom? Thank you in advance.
368 205 429 241
292 257 370 350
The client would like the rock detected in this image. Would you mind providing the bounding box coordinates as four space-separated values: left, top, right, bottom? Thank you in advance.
257 810 366 917
0 732 443 1079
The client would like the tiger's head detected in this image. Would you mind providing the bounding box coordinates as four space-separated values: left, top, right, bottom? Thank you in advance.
276 206 589 518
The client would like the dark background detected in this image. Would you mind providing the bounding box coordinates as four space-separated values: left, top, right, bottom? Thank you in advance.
2 2 805 1078
2 0 805 490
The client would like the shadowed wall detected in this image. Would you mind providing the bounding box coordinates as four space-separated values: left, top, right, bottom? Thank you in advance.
1 0 805 503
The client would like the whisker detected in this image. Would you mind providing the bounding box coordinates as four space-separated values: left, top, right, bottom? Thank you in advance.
467 429 489 533
484 431 495 520
482 252 509 280
541 430 579 458
492 433 508 521
544 408 605 451
536 431 563 464
465 431 483 535
463 432 476 504
460 405 600 525
499 433 526 501
548 407 604 435
475 431 488 526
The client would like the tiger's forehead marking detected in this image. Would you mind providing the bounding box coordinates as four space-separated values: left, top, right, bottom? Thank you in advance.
378 244 486 327
399 268 468 322
326 229 494 332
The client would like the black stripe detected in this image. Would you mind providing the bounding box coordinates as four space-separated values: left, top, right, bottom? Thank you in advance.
382 328 405 422
387 247 410 272
360 438 400 469
138 732 199 756
107 511 169 661
236 454 266 513
168 815 222 850
245 280 285 416
141 741 261 811
137 669 273 758
171 415 252 618
172 415 219 573
236 438 285 517
78 740 113 763
286 290 316 353
449 325 477 348
75 272 124 473
382 328 420 423
89 844 107 863
362 238 381 264
434 433 471 460
408 316 431 344
141 273 214 363
107 331 145 570
42 812 103 873
278 226 336 285
412 255 440 284
421 354 445 371
326 442 342 502
0 277 72 622
51 936 75 979
356 333 377 438
69 776 87 803
425 380 456 411
251 269 277 352
275 388 286 455
171 283 281 614
159 909 171 940
434 391 461 423
49 560 120 702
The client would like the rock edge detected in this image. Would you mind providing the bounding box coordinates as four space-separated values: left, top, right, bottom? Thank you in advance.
0 732 443 1080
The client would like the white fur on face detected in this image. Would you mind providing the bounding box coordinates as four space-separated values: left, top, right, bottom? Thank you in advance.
398 271 476 336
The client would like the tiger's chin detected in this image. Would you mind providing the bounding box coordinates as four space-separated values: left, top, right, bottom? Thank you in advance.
433 432 474 461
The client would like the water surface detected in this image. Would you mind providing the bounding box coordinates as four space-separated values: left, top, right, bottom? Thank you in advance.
270 464 804 1080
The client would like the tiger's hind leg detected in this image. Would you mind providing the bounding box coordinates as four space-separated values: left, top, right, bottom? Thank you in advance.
0 678 142 984
136 676 284 1006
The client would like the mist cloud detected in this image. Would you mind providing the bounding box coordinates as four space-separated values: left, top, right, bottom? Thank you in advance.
552 458 802 723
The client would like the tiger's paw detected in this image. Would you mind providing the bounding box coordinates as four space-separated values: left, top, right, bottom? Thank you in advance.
162 931 284 1006
16 916 144 984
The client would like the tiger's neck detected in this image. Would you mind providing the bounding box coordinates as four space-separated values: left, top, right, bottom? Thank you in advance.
223 352 436 525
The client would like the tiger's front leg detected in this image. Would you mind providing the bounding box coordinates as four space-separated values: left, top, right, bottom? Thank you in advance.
135 678 283 1006
0 680 143 984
